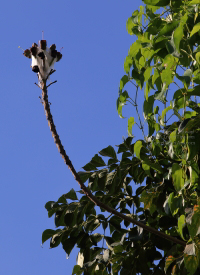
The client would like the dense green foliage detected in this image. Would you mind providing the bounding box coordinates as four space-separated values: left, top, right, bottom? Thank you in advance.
43 0 200 274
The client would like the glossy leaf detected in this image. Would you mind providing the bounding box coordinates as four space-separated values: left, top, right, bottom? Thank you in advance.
128 117 135 137
120 75 129 91
190 22 200 37
72 265 83 275
142 0 170 6
173 13 188 52
168 192 183 216
99 146 117 159
188 204 200 238
65 188 78 200
134 140 143 159
143 95 154 119
158 21 179 38
42 229 62 244
90 154 106 167
178 215 186 240
188 0 200 4
172 163 185 191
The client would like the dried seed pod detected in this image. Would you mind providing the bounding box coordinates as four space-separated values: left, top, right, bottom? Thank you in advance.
50 44 56 51
32 65 40 73
23 49 31 58
56 52 62 62
51 49 57 58
38 51 45 59
31 46 38 57
40 40 47 50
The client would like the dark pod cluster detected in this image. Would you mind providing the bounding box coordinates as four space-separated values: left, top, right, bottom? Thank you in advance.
23 40 62 81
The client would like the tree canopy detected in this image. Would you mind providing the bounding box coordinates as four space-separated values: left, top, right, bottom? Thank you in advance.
41 0 200 274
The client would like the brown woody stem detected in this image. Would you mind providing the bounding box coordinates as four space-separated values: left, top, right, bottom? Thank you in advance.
41 79 186 248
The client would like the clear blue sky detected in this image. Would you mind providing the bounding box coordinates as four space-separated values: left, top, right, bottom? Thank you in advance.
0 0 144 274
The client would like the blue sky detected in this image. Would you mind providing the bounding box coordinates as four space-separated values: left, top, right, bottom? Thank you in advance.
0 0 144 274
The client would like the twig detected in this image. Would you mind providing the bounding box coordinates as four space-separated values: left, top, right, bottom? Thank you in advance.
40 79 186 247
35 83 41 89
47 69 56 78
135 86 145 137
130 80 137 88
47 80 57 88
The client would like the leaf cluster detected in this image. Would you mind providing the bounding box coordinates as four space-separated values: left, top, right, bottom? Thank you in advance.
43 0 200 274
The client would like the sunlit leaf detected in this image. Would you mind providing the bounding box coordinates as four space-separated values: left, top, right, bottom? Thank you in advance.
158 21 179 38
188 0 200 4
178 215 186 240
134 140 143 159
172 163 185 191
128 117 135 137
120 75 129 91
190 22 200 37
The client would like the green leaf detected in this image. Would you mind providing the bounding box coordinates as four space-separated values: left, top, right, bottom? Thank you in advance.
129 41 141 58
134 140 143 159
173 13 188 52
82 162 97 171
190 22 200 37
154 83 167 103
168 192 183 216
178 215 186 240
143 95 154 119
158 21 179 38
166 39 181 58
72 265 83 275
184 254 199 275
99 146 117 159
188 204 200 238
142 163 152 177
120 75 129 91
142 157 165 173
188 0 200 4
62 237 77 255
78 171 92 183
143 0 170 6
165 256 176 273
174 24 184 53
124 55 133 74
65 188 78 200
132 69 144 88
141 190 157 214
161 106 172 124
128 117 135 137
172 163 185 191
117 91 129 118
161 68 173 87
42 229 61 244
176 69 192 89
91 154 106 167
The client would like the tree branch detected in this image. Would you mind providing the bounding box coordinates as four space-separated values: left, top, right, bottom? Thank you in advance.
41 79 186 248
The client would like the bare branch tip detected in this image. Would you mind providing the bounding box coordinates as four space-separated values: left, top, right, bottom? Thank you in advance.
47 80 57 88
34 83 41 89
